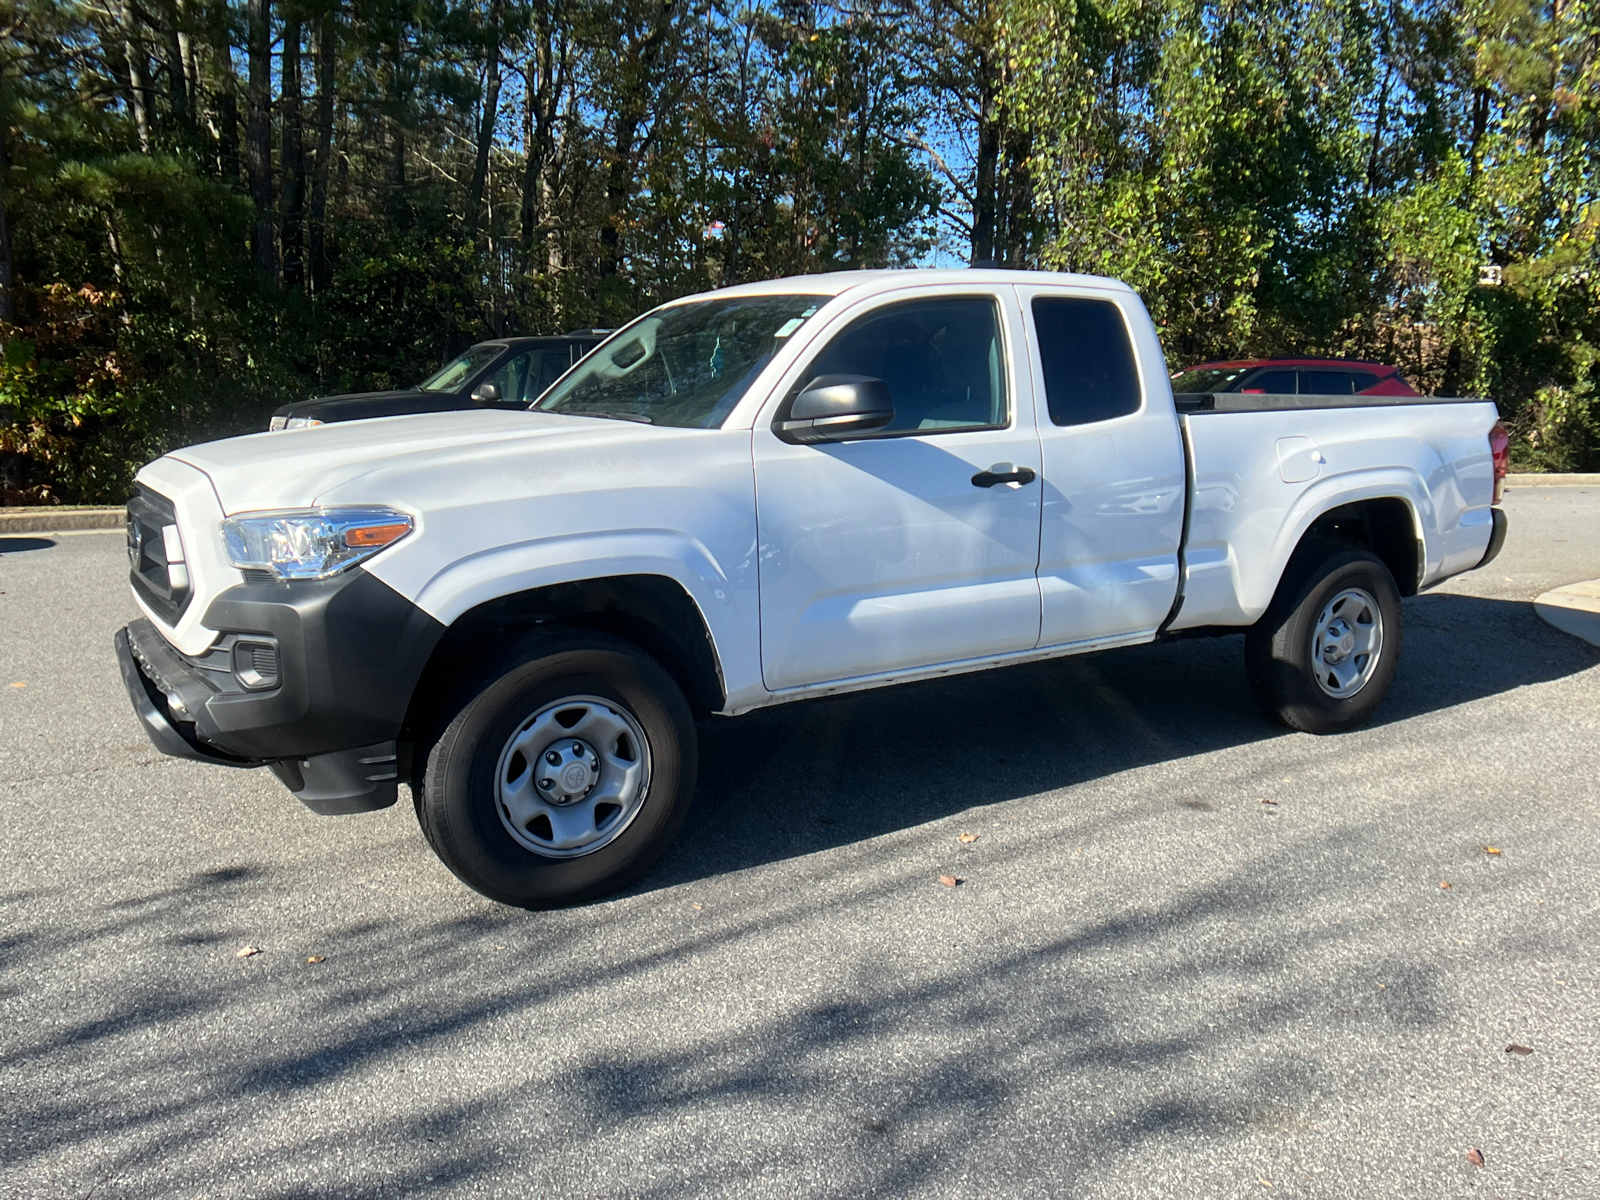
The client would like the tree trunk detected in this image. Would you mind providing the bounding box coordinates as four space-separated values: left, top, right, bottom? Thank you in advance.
123 3 153 152
246 0 275 276
971 43 999 265
1003 126 1031 266
598 0 679 280
390 43 406 198
180 20 199 114
216 72 241 184
465 3 502 237
1467 85 1489 181
520 21 565 272
309 5 337 293
1365 66 1391 196
0 106 16 326
281 12 306 288
520 57 542 251
163 0 189 126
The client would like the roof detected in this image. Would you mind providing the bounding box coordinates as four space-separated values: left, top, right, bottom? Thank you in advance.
671 267 1138 301
1182 358 1399 372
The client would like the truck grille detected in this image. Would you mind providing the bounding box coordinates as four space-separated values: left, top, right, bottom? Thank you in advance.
126 485 193 624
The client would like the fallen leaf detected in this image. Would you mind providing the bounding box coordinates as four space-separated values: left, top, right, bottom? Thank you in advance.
306 955 325 964
1440 881 1452 890
692 903 703 911
1506 1044 1533 1055
938 874 962 888
235 946 259 958
1466 1147 1485 1167
1483 846 1502 856
958 832 980 843
1258 1180 1273 1188
8 682 24 689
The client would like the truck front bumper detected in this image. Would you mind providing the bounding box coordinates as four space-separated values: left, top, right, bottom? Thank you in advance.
115 567 445 814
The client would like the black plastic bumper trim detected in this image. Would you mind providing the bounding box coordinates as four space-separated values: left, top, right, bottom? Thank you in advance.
115 628 258 768
1477 507 1509 569
117 566 444 815
268 742 400 815
121 568 446 762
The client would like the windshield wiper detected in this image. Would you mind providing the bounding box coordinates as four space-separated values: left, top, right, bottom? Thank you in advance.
564 409 655 425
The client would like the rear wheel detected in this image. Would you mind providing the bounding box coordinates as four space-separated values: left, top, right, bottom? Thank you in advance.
416 630 697 908
1246 548 1403 734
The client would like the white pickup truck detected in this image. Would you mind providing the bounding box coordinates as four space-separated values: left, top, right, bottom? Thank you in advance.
116 269 1510 907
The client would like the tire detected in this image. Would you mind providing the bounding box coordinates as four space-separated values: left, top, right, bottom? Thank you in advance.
1245 547 1403 734
415 629 697 908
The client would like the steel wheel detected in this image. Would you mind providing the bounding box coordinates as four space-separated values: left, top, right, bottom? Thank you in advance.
494 695 651 858
1310 587 1382 698
1247 547 1403 734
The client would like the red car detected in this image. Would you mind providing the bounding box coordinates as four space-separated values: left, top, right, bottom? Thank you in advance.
1170 358 1418 397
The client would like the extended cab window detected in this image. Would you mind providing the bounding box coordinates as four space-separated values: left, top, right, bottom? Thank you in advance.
1243 370 1297 394
803 297 1006 433
1299 371 1355 395
1031 297 1140 426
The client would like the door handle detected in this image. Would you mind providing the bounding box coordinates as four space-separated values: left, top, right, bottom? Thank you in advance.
971 463 1037 488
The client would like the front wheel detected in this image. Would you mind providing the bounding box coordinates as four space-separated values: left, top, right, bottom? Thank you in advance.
1246 548 1403 734
416 630 697 908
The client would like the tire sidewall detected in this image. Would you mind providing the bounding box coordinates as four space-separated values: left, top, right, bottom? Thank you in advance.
1250 549 1403 733
422 635 696 907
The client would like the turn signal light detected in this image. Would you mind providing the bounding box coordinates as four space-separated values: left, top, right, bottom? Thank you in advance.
345 522 412 548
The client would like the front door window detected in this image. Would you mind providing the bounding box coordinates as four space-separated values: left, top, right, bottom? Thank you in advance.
753 293 1043 691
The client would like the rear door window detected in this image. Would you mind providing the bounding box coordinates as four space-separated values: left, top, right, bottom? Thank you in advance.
1031 297 1141 426
523 349 573 400
1299 371 1356 395
1242 370 1298 394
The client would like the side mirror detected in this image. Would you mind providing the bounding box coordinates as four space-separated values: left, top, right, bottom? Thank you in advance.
470 381 501 404
777 375 894 444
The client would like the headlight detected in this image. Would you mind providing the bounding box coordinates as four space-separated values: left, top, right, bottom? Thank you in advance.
222 507 414 580
268 415 288 431
285 416 323 430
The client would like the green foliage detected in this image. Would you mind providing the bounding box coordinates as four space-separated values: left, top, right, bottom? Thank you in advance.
1007 0 1600 468
1 0 1597 504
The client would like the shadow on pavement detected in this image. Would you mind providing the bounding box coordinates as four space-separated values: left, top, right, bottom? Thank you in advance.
0 814 1510 1198
0 537 57 554
0 592 1594 1197
659 592 1596 888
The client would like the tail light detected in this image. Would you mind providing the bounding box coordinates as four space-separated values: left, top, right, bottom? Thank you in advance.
1489 420 1510 504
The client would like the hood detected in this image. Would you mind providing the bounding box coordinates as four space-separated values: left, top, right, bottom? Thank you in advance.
276 389 475 423
274 388 422 412
169 408 680 513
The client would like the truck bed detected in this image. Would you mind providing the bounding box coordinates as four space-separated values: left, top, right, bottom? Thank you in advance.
1169 396 1500 630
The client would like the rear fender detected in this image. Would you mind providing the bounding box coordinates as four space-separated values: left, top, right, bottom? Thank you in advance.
1249 470 1432 620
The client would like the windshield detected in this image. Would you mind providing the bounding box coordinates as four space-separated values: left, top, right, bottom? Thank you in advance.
1169 366 1254 394
533 295 829 428
417 344 504 393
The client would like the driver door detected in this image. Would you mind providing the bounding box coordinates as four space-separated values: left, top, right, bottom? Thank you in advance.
753 290 1043 691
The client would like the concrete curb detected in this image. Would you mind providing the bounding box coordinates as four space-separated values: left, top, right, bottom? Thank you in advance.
1506 473 1600 487
1534 580 1600 649
0 507 124 534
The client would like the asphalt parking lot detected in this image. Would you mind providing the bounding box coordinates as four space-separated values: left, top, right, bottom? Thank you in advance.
2 486 1597 1200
